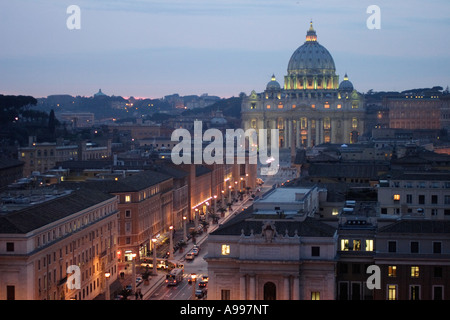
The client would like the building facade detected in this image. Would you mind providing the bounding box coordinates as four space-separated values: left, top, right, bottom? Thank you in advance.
206 187 337 300
0 189 119 300
377 171 450 219
374 220 450 300
241 22 365 154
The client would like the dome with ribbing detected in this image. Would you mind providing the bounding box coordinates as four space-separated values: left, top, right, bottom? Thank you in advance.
287 22 336 76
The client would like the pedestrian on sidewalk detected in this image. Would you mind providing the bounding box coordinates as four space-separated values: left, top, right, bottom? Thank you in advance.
139 292 143 300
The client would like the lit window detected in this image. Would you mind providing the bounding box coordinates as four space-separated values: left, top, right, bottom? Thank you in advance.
337 104 342 109
311 104 315 109
393 194 400 201
352 117 358 129
311 292 320 300
388 285 397 300
221 244 230 255
324 103 330 109
353 239 361 251
341 239 349 251
411 266 419 278
278 104 283 109
125 195 131 203
266 105 271 109
388 266 397 277
292 104 296 109
365 239 374 251
332 208 339 215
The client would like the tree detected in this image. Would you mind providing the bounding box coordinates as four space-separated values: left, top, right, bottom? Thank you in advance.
0 94 37 125
48 109 56 137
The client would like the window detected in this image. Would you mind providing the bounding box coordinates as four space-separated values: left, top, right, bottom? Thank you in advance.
311 292 320 300
410 286 420 300
365 240 374 251
410 241 419 253
433 242 442 254
353 240 361 251
323 118 331 130
221 290 231 300
341 239 349 251
411 266 420 278
388 241 397 253
221 244 230 255
388 285 397 300
393 194 400 201
418 195 425 204
388 266 397 277
311 246 320 257
125 195 131 203
431 195 438 204
6 242 14 252
433 286 443 300
125 210 131 218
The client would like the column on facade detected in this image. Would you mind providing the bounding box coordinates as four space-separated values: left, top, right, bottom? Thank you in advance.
249 275 256 299
292 277 300 300
315 118 320 145
240 275 247 300
307 119 312 147
284 276 290 300
296 119 300 148
288 119 293 150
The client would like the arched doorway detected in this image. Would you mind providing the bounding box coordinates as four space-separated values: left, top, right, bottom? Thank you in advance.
263 282 276 300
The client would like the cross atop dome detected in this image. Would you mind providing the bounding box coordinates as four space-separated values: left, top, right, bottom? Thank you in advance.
306 20 317 42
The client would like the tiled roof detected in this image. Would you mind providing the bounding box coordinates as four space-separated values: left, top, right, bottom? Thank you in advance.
82 170 172 193
378 220 450 234
0 188 115 234
211 210 336 238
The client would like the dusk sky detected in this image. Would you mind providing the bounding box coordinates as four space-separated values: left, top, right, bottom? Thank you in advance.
1 0 449 99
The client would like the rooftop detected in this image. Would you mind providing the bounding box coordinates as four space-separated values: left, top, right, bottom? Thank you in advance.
0 188 115 234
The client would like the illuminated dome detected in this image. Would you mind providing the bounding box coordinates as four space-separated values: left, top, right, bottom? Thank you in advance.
266 74 281 91
287 21 336 76
284 22 339 90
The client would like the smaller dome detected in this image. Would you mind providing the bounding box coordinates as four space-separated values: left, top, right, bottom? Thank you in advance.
339 73 353 92
266 74 281 91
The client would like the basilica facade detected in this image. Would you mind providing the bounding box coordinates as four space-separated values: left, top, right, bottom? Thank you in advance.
241 22 365 153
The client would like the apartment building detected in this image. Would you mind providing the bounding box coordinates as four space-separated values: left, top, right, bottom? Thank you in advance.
0 188 119 300
374 220 450 300
80 170 174 262
377 171 450 219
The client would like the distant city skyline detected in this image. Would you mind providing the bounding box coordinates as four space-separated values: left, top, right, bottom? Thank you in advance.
0 0 449 99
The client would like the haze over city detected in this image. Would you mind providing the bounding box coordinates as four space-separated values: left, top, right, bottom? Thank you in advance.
1 0 449 99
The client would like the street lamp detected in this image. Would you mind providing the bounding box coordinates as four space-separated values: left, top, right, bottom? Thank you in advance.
151 238 157 275
105 272 111 300
183 216 187 242
213 195 217 216
169 226 174 258
131 253 137 295
194 208 199 229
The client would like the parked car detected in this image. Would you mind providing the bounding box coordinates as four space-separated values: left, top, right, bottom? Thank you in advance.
199 280 207 288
